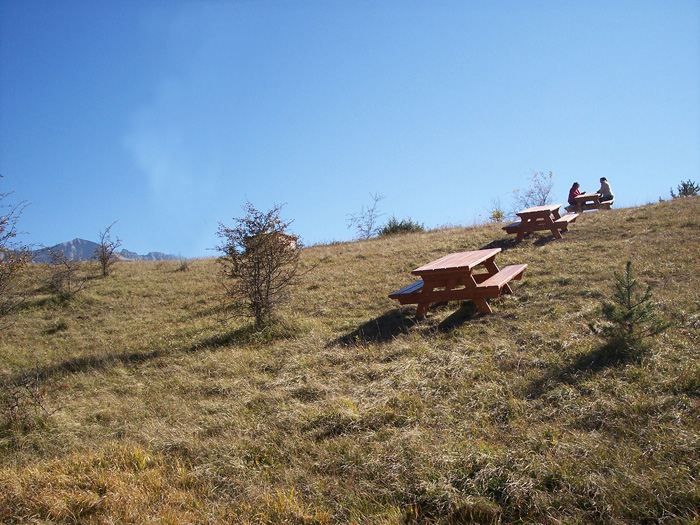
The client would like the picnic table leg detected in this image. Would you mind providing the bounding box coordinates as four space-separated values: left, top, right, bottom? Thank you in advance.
416 302 430 319
546 218 563 239
550 227 563 239
472 298 492 314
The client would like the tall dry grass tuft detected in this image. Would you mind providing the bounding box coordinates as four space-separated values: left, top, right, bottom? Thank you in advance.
1 197 699 522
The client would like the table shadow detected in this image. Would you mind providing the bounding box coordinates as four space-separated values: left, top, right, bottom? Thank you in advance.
330 301 484 347
481 237 519 251
329 309 417 346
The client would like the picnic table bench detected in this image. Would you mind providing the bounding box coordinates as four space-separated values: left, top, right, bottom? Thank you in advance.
565 192 614 213
503 203 578 242
389 248 527 318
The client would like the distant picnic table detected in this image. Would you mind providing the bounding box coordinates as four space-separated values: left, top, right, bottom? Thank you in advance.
565 192 614 213
503 203 578 242
389 248 527 318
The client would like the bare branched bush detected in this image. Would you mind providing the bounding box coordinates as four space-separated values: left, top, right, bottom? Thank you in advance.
45 249 87 301
0 177 32 319
93 220 121 277
217 202 304 328
347 192 385 240
512 171 554 211
1 366 61 432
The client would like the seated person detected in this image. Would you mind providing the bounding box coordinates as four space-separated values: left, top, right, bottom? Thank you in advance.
597 177 615 202
568 182 583 205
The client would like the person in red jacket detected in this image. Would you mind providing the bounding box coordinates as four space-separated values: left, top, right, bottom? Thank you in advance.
568 182 584 206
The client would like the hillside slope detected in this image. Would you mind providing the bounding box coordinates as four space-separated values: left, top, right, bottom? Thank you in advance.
1 198 699 523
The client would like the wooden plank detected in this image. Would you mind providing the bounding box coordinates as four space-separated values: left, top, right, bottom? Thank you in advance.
412 249 501 275
516 203 562 216
389 280 423 300
553 213 579 225
477 264 528 290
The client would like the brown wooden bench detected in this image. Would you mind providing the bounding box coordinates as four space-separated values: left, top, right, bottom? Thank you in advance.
476 264 528 295
553 213 579 231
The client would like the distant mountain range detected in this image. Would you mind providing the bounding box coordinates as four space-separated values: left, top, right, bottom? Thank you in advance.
33 238 178 263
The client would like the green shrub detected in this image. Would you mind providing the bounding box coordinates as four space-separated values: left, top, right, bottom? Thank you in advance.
379 216 425 236
590 261 672 350
670 179 699 198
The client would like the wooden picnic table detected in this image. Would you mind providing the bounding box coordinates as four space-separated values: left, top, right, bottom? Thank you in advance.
565 192 614 212
389 248 527 318
503 203 578 242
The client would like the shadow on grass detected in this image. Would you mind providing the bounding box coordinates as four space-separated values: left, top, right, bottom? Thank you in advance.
188 321 303 352
330 309 417 346
331 302 483 347
527 341 646 399
437 301 482 330
481 237 519 251
5 348 167 386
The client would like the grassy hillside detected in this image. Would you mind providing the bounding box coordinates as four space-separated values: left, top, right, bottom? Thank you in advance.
1 197 699 523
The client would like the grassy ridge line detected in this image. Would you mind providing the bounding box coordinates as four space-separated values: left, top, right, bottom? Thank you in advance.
1 197 699 523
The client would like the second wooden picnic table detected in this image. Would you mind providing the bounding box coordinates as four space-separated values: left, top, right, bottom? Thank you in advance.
503 203 578 242
389 248 527 318
566 192 614 212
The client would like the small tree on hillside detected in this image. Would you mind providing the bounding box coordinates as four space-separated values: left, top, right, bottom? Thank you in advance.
216 202 303 328
590 261 672 351
46 249 87 301
670 179 699 198
93 221 121 277
487 197 506 222
512 171 554 211
0 178 32 319
347 192 385 240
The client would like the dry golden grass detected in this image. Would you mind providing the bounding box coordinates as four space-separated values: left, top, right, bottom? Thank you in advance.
1 197 699 523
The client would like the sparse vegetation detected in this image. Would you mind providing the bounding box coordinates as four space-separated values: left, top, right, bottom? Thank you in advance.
0 177 32 319
487 197 506 222
347 192 385 240
217 202 303 328
511 170 554 211
0 198 699 523
45 250 87 301
93 220 121 277
670 179 699 198
590 260 672 353
379 215 424 236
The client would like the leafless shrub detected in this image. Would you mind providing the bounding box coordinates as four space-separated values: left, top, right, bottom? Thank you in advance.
0 177 32 319
93 220 121 277
177 256 190 272
512 171 554 211
216 202 305 328
347 192 385 240
1 366 61 432
45 249 87 301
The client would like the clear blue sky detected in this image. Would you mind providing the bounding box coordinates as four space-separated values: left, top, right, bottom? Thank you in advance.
2 0 699 257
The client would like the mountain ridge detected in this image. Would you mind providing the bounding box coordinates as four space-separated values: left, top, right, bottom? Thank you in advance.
33 238 178 262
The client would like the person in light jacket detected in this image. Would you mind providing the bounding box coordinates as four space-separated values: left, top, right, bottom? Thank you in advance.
597 177 614 202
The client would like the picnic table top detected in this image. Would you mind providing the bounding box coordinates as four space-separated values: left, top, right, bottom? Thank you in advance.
516 203 562 216
412 248 501 276
573 192 600 203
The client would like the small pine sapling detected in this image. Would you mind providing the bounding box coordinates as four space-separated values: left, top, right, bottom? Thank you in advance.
590 261 672 350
